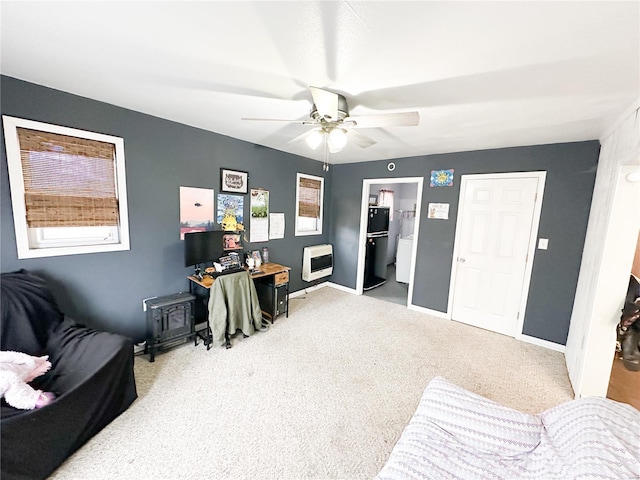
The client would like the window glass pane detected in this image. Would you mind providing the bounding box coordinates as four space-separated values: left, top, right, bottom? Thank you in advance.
35 226 118 242
297 216 318 232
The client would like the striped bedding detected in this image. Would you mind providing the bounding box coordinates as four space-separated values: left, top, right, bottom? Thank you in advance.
375 376 640 480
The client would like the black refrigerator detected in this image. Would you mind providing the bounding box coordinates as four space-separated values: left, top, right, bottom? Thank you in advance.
364 206 390 290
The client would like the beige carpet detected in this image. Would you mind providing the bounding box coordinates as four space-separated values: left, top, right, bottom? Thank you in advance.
50 287 574 480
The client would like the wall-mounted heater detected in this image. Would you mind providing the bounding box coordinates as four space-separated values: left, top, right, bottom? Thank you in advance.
302 244 333 281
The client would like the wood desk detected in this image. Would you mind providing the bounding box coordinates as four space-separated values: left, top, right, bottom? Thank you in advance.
188 262 291 320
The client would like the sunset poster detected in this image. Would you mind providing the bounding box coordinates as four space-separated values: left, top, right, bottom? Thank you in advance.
179 186 214 240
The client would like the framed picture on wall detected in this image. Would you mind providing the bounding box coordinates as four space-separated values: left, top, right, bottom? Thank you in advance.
220 168 248 194
222 233 243 250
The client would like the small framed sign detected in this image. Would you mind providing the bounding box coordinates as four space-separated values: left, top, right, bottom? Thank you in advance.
220 168 248 194
222 233 243 250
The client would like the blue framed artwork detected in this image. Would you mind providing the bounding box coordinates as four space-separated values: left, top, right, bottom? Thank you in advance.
430 169 454 187
216 194 244 225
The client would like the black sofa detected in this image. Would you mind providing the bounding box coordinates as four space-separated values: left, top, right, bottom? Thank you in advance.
1 270 138 480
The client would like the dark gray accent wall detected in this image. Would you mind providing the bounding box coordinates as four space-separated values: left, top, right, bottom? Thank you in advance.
1 76 599 347
328 142 599 345
1 76 331 341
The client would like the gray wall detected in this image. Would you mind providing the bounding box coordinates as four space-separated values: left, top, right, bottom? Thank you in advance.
328 142 599 345
1 76 331 341
1 76 600 347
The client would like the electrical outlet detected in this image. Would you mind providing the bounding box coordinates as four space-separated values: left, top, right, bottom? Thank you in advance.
142 297 157 312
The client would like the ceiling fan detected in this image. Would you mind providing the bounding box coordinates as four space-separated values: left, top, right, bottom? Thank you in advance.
241 86 420 154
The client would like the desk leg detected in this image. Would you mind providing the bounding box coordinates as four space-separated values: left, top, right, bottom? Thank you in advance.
285 282 289 318
205 325 212 350
272 284 277 322
195 322 213 350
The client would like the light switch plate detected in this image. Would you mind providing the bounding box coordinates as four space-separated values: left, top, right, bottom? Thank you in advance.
538 238 549 250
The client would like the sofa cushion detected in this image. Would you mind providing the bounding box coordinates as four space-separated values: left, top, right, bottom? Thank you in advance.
1 270 64 356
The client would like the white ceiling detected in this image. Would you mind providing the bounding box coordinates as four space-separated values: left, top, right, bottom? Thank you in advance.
1 1 639 165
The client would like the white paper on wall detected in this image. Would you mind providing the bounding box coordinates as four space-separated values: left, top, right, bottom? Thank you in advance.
269 213 285 239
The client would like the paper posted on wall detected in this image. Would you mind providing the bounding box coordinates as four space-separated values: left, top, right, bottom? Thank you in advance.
428 203 449 219
250 189 269 242
269 213 285 239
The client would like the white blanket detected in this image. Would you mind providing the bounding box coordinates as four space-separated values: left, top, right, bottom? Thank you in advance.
375 376 640 480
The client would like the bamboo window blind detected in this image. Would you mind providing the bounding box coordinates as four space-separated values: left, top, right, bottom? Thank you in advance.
298 176 322 218
17 127 119 228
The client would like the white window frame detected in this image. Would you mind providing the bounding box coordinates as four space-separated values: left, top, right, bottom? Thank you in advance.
2 115 130 259
295 172 324 236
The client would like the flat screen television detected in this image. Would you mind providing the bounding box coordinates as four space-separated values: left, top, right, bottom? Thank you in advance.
184 230 224 267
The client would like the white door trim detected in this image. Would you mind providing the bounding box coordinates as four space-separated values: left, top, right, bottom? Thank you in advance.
447 171 546 338
356 177 424 307
565 164 640 398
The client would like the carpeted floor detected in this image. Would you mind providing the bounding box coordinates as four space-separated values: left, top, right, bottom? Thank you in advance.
50 287 574 480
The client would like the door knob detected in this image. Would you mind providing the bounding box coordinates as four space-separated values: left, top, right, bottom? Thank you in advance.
459 258 466 263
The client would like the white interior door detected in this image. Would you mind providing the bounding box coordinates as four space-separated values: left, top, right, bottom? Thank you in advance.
451 175 542 336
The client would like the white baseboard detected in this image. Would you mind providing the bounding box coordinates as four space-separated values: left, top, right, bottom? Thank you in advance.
518 334 566 353
289 282 330 299
407 303 450 319
291 282 360 297
326 282 358 295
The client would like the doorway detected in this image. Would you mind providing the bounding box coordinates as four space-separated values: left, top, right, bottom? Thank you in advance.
565 165 640 399
449 172 546 337
606 230 640 410
356 177 424 307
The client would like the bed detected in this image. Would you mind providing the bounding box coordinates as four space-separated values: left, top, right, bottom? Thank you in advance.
375 376 640 480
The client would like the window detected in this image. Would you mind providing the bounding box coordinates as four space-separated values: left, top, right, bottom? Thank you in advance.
295 173 324 236
2 116 130 259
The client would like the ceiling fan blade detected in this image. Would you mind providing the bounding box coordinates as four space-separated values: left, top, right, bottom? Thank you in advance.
241 117 308 123
309 86 339 121
347 129 377 149
348 111 419 128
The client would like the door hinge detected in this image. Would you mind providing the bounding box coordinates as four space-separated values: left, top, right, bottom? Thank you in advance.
517 311 520 320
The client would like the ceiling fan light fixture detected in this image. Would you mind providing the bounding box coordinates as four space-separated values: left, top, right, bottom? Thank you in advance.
243 87 418 155
627 170 640 183
305 129 323 150
328 127 347 152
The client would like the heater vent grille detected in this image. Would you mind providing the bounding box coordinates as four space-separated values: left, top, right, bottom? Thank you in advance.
302 244 333 281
